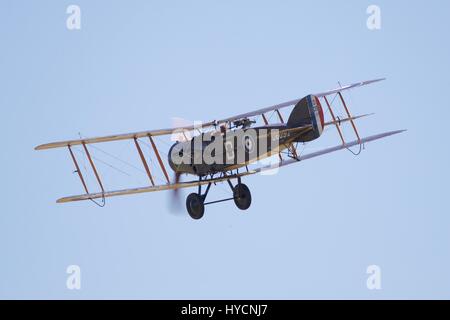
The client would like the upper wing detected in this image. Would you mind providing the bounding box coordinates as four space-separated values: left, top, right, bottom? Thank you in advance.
313 78 386 97
35 121 216 150
214 78 385 124
35 78 385 151
215 98 303 124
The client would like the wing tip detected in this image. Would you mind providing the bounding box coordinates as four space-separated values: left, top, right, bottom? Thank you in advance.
35 144 46 151
35 143 67 151
379 129 407 137
56 197 69 203
372 77 386 82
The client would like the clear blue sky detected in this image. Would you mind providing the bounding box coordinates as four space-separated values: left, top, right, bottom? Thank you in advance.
1 0 449 299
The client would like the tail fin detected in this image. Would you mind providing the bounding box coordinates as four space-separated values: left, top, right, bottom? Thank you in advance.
287 95 324 142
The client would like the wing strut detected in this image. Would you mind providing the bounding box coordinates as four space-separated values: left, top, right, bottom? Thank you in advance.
323 96 345 145
68 145 89 195
273 109 298 159
275 109 284 123
261 113 269 125
65 134 170 198
67 143 106 206
321 92 362 149
82 142 105 194
134 138 155 186
261 113 284 162
148 135 170 184
338 92 361 144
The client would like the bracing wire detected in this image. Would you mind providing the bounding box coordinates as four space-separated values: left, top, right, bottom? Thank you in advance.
346 144 363 156
89 194 106 208
327 93 364 156
74 149 131 177
74 133 159 207
78 133 146 175
340 90 365 156
89 144 146 175
73 148 106 207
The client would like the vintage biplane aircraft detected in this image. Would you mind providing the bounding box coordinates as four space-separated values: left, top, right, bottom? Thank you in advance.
35 78 405 219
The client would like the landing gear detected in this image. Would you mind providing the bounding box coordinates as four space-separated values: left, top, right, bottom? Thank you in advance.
184 176 252 220
186 193 205 220
233 183 252 210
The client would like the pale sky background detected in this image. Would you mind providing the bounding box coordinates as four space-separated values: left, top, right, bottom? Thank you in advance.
1 1 449 299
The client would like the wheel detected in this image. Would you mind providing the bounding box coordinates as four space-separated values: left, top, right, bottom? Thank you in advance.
186 193 205 220
233 183 252 210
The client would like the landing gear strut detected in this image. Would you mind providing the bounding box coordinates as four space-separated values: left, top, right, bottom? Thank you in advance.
185 176 252 220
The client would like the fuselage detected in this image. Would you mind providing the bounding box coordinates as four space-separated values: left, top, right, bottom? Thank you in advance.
168 94 325 177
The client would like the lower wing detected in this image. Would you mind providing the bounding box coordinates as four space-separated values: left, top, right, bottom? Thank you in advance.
56 130 405 204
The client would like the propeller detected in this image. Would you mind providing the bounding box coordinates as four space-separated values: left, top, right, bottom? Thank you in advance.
169 171 183 213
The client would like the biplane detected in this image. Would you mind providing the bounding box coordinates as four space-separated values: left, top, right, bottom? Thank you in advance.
35 78 405 220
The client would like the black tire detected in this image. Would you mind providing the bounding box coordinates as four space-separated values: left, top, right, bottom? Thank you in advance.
233 183 252 210
186 193 205 220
